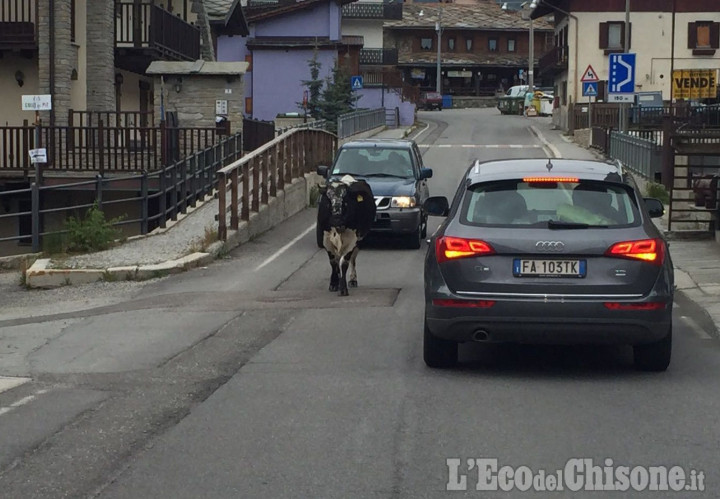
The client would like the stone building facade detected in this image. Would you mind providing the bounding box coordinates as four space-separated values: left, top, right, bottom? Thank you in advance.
146 61 248 132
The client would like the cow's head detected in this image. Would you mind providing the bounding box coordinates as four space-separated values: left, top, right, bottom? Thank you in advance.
325 181 350 229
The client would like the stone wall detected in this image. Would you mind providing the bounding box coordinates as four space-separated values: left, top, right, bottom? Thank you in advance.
86 0 115 111
154 75 245 132
38 0 73 125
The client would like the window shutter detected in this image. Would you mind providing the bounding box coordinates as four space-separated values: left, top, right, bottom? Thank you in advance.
688 22 697 48
711 22 720 49
619 23 632 50
599 22 608 49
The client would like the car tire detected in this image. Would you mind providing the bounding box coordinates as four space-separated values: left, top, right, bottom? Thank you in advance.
424 319 457 368
633 327 672 372
316 224 324 249
406 225 422 249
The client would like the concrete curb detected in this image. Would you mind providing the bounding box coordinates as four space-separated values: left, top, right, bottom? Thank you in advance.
24 174 320 288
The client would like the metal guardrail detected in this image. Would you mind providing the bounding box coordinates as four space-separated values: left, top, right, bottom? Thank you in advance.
0 133 242 253
336 109 386 139
608 130 662 181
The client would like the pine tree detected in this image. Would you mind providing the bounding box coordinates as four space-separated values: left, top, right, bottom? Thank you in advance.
299 48 323 118
318 60 357 132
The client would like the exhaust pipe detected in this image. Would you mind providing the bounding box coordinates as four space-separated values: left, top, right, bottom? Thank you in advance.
472 329 489 342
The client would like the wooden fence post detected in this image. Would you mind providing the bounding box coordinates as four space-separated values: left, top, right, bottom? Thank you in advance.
231 168 239 230
218 171 227 241
242 162 250 221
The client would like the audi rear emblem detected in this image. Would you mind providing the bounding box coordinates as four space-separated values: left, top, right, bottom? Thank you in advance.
535 241 565 252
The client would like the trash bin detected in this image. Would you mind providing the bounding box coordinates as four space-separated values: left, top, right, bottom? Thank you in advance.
442 95 452 109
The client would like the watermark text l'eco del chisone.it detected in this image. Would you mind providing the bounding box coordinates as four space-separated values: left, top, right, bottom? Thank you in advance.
446 458 705 492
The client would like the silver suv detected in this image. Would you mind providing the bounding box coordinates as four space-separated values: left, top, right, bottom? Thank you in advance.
423 158 673 371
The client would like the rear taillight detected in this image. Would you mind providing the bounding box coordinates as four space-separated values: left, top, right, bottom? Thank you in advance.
604 302 667 311
435 236 495 263
605 238 665 266
432 299 496 308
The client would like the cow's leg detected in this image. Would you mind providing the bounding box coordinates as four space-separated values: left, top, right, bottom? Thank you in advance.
339 252 350 296
347 245 360 287
327 251 340 292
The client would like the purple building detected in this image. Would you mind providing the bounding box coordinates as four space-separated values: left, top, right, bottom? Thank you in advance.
216 0 362 121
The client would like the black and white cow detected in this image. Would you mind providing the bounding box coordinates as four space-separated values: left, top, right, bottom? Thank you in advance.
317 176 376 296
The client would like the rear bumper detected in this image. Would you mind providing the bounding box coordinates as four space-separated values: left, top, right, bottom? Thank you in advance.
372 208 421 234
425 299 672 346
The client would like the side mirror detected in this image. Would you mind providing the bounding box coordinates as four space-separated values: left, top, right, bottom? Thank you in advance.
644 197 665 218
420 167 433 180
316 165 330 178
424 196 449 217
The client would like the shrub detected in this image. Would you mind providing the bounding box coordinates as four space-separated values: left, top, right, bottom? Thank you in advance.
64 203 124 252
645 182 670 205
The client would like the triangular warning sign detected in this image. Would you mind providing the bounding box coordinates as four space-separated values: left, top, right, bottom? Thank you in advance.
353 80 362 89
581 65 598 82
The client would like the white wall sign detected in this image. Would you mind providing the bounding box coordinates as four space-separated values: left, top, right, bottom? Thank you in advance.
22 95 52 111
29 148 47 164
216 100 228 115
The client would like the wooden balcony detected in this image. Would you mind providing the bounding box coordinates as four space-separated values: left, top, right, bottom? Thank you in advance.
359 48 398 66
342 2 402 20
0 0 38 51
538 45 568 77
115 1 200 74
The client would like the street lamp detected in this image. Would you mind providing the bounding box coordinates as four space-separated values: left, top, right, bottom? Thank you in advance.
419 8 442 94
522 0 539 93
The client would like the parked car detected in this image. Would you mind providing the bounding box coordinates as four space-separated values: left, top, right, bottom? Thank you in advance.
422 158 673 371
316 139 433 249
419 92 443 111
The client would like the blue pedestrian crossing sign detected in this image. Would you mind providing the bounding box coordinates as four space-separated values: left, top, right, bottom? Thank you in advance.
351 75 363 90
582 81 598 97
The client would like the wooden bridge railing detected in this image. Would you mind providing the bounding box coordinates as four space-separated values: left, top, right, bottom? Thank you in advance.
216 128 337 240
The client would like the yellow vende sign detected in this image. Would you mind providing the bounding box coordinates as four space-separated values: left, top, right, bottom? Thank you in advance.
673 69 719 99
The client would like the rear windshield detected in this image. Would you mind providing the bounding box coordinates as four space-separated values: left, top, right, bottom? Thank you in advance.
461 179 640 227
332 147 414 178
425 92 441 99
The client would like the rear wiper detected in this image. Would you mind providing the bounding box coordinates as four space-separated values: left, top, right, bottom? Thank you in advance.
548 220 589 229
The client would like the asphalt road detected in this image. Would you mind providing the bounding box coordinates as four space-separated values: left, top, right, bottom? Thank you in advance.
1 108 719 498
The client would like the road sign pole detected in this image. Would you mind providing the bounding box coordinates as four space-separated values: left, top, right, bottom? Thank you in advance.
622 0 631 132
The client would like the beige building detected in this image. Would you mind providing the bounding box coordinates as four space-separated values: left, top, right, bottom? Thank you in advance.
532 0 720 131
0 0 248 256
0 0 248 128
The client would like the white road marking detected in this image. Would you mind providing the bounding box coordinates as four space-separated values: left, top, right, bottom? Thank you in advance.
0 389 46 417
680 315 713 340
0 376 31 394
255 224 317 271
